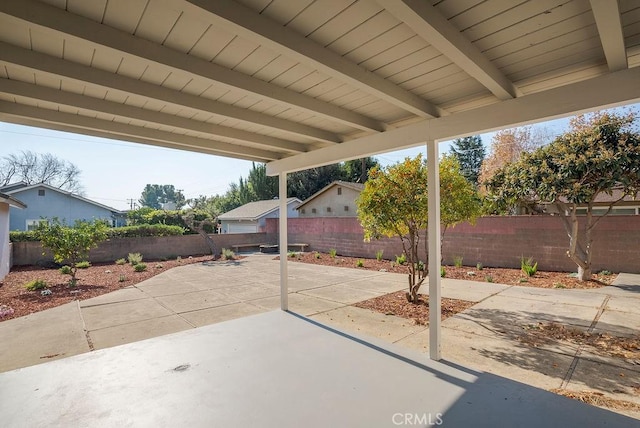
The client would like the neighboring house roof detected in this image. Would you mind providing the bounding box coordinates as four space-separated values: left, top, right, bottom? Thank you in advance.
296 181 365 210
219 198 301 221
0 192 27 209
0 182 123 214
552 189 640 206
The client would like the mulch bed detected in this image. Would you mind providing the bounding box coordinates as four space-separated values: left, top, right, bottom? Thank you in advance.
0 255 215 321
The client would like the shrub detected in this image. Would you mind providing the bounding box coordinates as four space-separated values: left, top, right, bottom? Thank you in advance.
287 251 296 258
221 248 235 260
485 275 494 283
454 256 463 268
356 259 365 268
521 257 538 277
25 279 47 291
329 248 337 258
476 262 483 271
416 260 425 272
59 265 72 275
395 254 407 265
599 270 612 276
0 305 14 318
155 264 163 269
440 266 446 278
128 253 143 266
9 230 39 242
76 261 91 269
134 263 147 272
115 258 126 265
108 224 185 238
375 249 384 261
314 252 321 259
119 274 126 283
554 283 566 289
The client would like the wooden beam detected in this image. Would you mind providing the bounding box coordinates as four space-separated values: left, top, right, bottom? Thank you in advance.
0 42 340 144
0 0 384 132
0 101 283 161
183 0 443 118
379 0 519 100
590 0 628 71
267 66 640 174
0 78 308 154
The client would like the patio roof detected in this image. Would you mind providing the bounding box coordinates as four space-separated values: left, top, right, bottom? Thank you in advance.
0 0 638 170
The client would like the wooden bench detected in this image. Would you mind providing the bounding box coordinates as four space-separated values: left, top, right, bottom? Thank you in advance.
288 243 309 252
231 243 266 253
257 243 310 253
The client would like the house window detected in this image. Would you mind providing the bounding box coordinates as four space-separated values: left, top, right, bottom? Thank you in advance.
38 189 45 196
337 187 342 195
26 219 48 231
344 205 349 212
301 208 306 214
311 208 317 214
326 207 332 213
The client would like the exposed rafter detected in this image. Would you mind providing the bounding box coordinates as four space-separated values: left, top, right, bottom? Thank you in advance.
182 0 443 118
590 0 628 71
0 101 283 161
0 78 308 154
0 0 384 133
267 66 640 174
0 42 340 144
378 0 519 100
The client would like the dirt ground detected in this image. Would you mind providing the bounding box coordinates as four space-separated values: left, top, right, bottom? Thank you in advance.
0 255 213 321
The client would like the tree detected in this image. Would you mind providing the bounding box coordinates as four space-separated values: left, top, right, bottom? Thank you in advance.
478 127 545 190
247 163 278 200
357 154 482 303
139 184 186 210
0 150 83 193
287 164 345 200
485 110 640 281
36 219 108 286
342 157 379 183
449 136 485 186
357 156 429 303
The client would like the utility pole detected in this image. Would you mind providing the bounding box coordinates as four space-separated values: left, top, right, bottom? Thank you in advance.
127 198 136 210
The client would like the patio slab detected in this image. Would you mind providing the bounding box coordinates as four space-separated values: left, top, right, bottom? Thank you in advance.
155 290 240 314
134 279 203 297
179 302 267 327
249 293 345 316
0 302 90 372
88 314 193 349
440 278 510 302
593 309 640 337
498 286 607 308
0 311 633 428
79 286 147 307
299 284 383 305
81 298 174 331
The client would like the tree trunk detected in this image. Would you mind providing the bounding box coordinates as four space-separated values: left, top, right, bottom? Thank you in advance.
577 265 592 282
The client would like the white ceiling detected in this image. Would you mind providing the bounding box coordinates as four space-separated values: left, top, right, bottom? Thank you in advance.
0 0 638 173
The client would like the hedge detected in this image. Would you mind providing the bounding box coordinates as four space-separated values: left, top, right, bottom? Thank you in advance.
10 223 185 242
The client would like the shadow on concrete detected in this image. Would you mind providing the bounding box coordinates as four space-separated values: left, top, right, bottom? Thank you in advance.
455 307 640 394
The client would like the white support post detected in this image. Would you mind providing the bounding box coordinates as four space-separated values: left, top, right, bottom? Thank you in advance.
279 173 289 311
427 140 442 360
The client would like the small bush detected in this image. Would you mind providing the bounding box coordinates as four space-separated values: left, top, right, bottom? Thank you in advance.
0 304 14 318
599 270 612 276
128 252 143 266
395 254 407 265
519 278 528 283
521 257 538 277
314 252 321 259
119 274 126 282
329 248 337 258
485 275 494 283
76 261 91 269
107 224 185 238
59 265 72 275
134 263 147 272
356 259 365 268
417 260 425 272
476 262 483 271
453 256 463 268
375 249 384 261
221 248 235 260
25 279 47 291
440 266 446 278
115 258 126 265
155 264 163 269
287 251 296 258
554 283 566 289
9 230 39 242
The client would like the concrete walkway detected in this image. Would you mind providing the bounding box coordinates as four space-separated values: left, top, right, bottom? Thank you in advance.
1 254 639 417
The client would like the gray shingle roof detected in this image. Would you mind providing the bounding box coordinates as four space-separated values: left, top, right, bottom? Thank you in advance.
218 198 301 220
296 181 364 209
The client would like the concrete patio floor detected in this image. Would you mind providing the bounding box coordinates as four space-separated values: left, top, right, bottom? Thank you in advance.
1 253 639 424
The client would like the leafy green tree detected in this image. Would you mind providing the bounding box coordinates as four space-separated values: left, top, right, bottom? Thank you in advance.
357 156 429 303
358 154 482 302
139 184 186 209
485 111 640 281
342 157 379 183
287 164 346 200
449 136 485 186
247 163 278 200
36 219 108 286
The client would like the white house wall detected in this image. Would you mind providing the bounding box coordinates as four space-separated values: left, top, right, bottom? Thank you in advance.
299 186 361 217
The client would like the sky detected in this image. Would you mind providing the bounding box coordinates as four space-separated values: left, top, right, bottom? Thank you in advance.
0 103 636 211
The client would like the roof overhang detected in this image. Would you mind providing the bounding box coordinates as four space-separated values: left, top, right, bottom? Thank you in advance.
0 192 26 209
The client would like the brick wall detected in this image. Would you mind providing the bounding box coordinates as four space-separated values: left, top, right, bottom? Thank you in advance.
266 216 640 273
11 233 269 266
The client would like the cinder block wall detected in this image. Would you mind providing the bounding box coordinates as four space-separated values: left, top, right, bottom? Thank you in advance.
266 216 640 273
11 233 270 266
